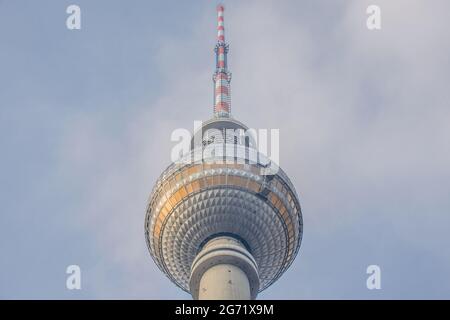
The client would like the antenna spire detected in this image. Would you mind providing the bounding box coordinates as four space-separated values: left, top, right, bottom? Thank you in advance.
213 4 231 118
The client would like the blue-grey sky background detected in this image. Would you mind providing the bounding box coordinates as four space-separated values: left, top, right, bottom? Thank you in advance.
1 0 450 299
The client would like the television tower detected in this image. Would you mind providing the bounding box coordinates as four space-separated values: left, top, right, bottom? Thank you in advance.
145 4 303 300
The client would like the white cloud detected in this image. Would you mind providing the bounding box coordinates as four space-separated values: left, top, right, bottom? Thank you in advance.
55 0 450 298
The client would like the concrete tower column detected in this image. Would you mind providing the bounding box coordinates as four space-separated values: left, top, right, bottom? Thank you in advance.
189 236 259 300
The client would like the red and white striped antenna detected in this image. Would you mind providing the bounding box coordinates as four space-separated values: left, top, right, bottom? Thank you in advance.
217 4 225 43
213 4 231 117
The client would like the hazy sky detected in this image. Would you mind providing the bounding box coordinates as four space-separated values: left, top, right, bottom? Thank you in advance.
1 0 450 299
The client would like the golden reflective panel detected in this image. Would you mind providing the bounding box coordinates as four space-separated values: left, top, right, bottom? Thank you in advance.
168 194 177 207
288 229 295 238
206 176 214 186
192 180 200 191
268 192 277 205
248 180 260 193
186 165 199 176
152 167 300 254
160 207 168 219
164 201 173 213
232 176 246 188
173 190 181 203
179 187 187 199
280 207 290 222
287 222 294 233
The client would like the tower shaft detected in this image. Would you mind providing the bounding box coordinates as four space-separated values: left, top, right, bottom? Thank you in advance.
198 264 251 300
189 236 260 300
